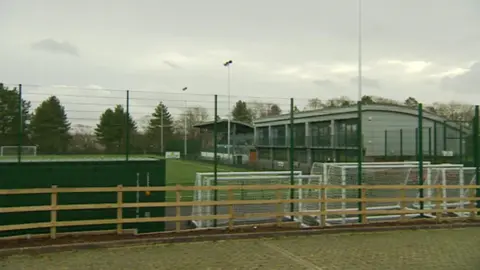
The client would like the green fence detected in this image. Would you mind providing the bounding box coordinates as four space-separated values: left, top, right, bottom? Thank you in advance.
207 98 480 220
0 159 166 237
2 83 480 222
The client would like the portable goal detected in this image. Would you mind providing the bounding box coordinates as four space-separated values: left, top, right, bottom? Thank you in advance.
310 161 432 182
426 166 477 215
309 163 467 224
191 171 322 228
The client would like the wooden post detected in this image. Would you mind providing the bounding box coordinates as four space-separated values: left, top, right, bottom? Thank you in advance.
435 187 442 223
228 189 234 230
400 187 406 221
117 185 123 234
276 189 283 226
50 185 58 239
470 187 477 219
361 188 367 224
175 185 181 232
320 186 327 227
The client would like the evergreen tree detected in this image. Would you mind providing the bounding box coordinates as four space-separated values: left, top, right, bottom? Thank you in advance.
231 100 252 123
95 105 136 153
30 96 71 153
0 83 31 147
146 102 174 152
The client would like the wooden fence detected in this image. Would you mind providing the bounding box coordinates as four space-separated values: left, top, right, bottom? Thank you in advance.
0 184 479 240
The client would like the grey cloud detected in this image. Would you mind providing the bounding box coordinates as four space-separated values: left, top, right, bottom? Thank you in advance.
313 79 334 88
350 77 381 89
440 63 480 93
163 60 181 69
31 38 79 56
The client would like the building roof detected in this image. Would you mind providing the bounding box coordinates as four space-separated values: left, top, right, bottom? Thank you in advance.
253 103 469 132
193 119 254 133
254 104 444 124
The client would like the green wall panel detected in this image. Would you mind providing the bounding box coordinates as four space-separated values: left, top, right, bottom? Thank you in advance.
0 159 166 237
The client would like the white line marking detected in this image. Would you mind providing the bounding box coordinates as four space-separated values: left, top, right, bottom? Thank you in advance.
170 159 231 171
262 242 323 270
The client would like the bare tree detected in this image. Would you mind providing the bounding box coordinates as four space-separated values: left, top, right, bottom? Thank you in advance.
173 106 209 138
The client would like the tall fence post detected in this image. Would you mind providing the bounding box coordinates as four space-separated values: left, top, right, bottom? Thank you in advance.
289 98 295 221
433 123 437 163
418 103 424 215
125 90 130 161
213 95 218 227
428 127 432 158
17 84 23 163
357 101 363 223
400 129 403 159
384 130 388 158
473 105 479 212
459 125 463 164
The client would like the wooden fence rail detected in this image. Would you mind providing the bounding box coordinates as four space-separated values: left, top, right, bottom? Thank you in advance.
0 184 479 240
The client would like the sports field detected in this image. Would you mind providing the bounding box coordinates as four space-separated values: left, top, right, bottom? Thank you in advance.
2 227 480 270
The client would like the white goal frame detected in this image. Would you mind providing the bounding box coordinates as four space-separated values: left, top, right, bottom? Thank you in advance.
0 145 37 156
192 171 317 228
313 163 466 224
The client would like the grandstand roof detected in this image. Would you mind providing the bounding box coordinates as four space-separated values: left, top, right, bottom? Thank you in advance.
193 119 253 133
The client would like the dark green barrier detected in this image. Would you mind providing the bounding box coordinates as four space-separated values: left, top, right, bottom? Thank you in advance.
0 158 166 237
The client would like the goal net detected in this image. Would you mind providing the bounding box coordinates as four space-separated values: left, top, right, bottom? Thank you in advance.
318 163 465 224
191 171 322 228
0 146 37 157
427 166 477 213
310 161 432 179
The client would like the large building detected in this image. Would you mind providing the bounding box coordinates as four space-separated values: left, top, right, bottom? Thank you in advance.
253 104 468 169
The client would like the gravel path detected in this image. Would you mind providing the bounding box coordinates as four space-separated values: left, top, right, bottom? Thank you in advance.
2 227 480 270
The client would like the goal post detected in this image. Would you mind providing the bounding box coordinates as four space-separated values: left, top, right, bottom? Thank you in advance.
318 163 465 224
0 146 37 157
191 171 325 228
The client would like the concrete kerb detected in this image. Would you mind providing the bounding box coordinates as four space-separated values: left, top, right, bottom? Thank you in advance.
1 222 480 257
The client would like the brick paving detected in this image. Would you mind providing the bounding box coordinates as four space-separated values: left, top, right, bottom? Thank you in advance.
2 227 480 270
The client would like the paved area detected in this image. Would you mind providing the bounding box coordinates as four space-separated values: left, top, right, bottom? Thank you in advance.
2 227 480 270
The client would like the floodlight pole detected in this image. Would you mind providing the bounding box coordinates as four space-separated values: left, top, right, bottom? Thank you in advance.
358 0 363 102
224 60 233 163
182 87 188 159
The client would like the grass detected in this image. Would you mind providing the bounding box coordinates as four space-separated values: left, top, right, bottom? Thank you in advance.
3 227 480 269
165 159 247 201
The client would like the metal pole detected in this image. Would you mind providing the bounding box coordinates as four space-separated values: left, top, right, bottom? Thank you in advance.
224 60 233 164
125 90 130 161
184 100 187 159
459 125 463 164
400 129 403 158
418 103 424 215
357 0 364 223
473 105 479 211
182 87 188 159
384 130 387 158
160 107 164 154
289 98 295 221
18 84 22 163
227 65 231 163
433 123 437 163
213 95 218 227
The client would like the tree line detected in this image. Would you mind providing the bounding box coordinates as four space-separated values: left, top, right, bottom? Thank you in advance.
0 84 210 155
231 95 477 125
0 84 477 155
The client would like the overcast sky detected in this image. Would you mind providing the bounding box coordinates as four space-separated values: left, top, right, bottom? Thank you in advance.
1 0 479 127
